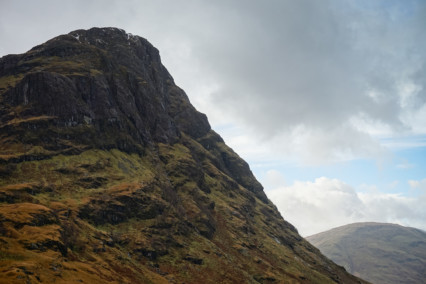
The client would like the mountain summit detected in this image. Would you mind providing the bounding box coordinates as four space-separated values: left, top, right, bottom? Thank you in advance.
0 27 368 283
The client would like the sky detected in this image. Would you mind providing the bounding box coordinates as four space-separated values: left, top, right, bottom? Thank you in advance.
1 0 426 236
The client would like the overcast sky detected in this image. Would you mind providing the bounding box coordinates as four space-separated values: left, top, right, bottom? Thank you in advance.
1 0 426 236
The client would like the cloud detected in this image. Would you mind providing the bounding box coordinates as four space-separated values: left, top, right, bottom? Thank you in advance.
408 179 426 191
129 0 426 164
266 175 426 236
216 122 388 166
262 170 287 190
396 161 415 169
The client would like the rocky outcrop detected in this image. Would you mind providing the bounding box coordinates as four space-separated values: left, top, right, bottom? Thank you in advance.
1 28 204 149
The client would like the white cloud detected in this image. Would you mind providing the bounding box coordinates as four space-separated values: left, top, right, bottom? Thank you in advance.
396 161 415 169
401 103 426 134
380 136 426 150
266 175 426 236
408 179 426 191
263 170 287 189
219 122 389 167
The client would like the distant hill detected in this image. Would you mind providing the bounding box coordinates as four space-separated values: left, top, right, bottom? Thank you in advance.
307 222 426 284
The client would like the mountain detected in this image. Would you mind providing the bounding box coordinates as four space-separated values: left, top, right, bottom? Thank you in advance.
307 222 426 284
0 27 368 284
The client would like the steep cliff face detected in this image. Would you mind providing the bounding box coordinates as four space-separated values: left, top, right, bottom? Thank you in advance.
0 28 368 284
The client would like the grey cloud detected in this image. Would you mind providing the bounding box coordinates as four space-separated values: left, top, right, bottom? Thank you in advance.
180 0 426 161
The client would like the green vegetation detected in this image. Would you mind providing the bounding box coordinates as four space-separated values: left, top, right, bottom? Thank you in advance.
0 137 366 283
0 74 25 91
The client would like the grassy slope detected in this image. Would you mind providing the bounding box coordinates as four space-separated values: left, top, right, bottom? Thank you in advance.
307 222 426 284
0 141 338 283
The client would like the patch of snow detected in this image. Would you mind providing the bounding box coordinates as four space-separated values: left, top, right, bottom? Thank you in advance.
126 33 136 41
71 34 80 42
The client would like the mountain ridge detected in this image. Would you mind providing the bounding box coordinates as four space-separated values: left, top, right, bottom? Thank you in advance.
0 27 368 283
307 222 426 284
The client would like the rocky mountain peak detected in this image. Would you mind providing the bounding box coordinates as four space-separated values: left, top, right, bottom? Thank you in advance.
33 27 164 76
0 28 369 283
0 27 211 151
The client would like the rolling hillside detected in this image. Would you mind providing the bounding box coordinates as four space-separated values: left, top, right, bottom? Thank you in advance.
307 222 426 284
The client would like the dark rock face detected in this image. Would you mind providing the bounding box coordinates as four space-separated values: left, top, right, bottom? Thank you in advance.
1 27 208 150
0 28 369 284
